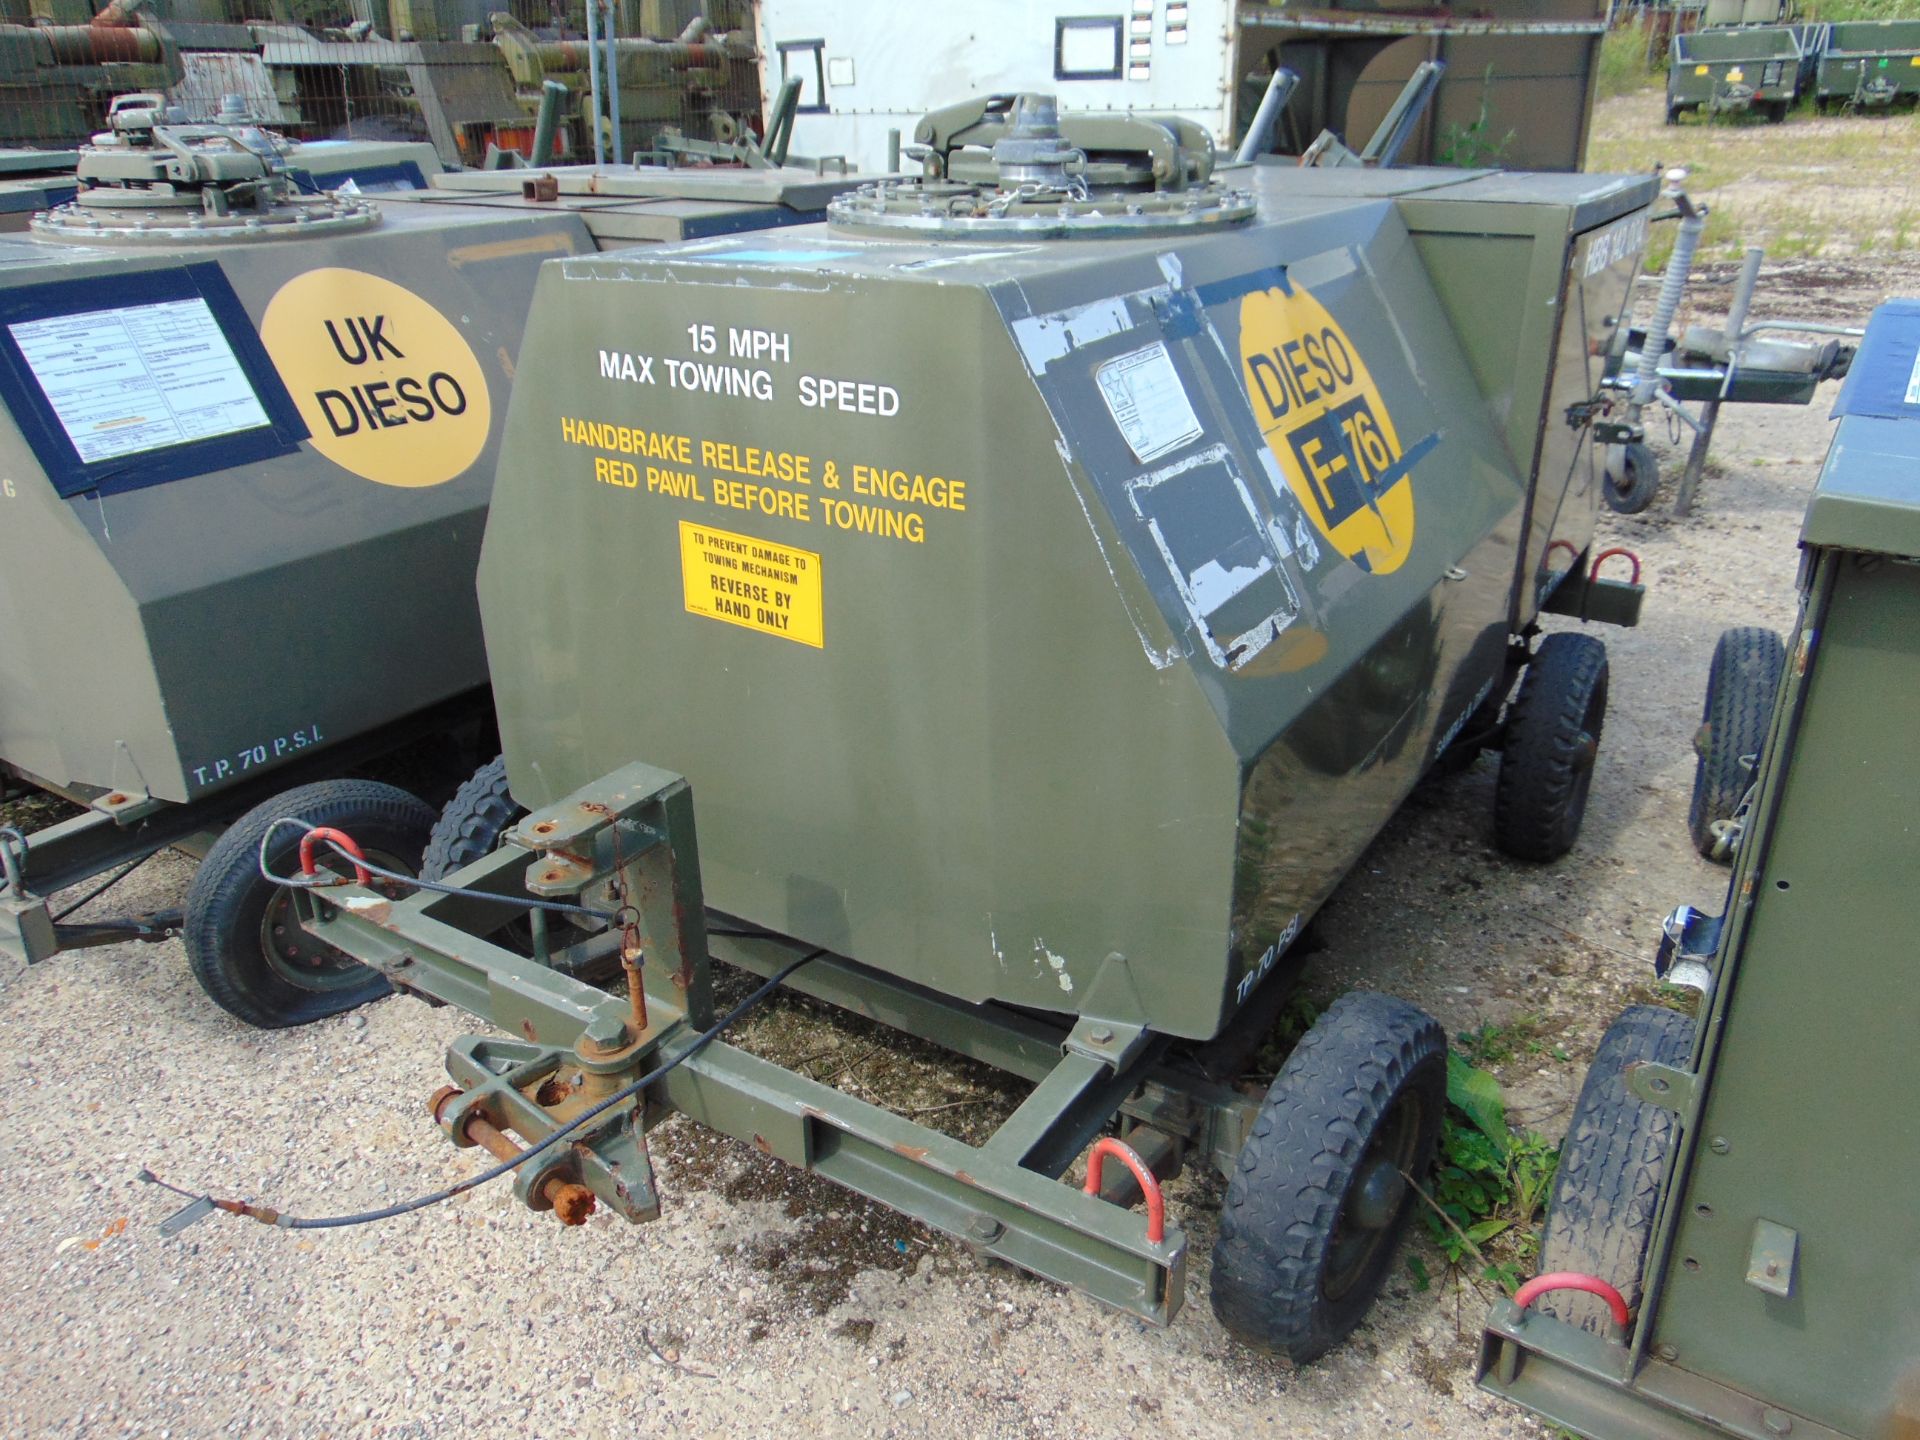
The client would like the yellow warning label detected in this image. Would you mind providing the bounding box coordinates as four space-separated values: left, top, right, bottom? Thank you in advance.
679 520 823 647
1695 63 1710 75
260 268 490 488
1239 282 1414 575
1726 66 1745 83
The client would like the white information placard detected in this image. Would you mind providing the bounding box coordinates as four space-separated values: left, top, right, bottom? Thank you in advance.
1097 341 1204 463
10 297 269 464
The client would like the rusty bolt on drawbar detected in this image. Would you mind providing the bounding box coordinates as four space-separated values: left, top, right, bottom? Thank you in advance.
428 1087 596 1226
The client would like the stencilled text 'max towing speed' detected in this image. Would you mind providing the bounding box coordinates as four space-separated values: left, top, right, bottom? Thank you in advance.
597 322 901 419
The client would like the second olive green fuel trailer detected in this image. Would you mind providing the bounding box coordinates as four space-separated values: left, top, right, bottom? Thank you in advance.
268 97 1658 1362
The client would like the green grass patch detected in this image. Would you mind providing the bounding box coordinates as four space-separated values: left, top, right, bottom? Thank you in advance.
1408 1050 1560 1296
1599 22 1662 100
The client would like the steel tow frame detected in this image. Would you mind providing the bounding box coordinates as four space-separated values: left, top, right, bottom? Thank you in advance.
297 761 1260 1325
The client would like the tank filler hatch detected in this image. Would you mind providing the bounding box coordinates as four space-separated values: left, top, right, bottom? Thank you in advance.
32 92 379 246
826 92 1253 240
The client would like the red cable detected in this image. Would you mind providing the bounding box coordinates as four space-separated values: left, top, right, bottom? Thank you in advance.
1513 1271 1631 1330
1082 1137 1165 1245
297 827 371 888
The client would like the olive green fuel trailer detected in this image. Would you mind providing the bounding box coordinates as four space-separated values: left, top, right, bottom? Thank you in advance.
0 108 865 997
269 95 1658 1361
1480 298 1920 1440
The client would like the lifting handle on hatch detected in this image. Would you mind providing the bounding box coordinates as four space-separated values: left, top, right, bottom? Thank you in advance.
1513 1271 1632 1335
1083 1137 1165 1244
298 826 371 887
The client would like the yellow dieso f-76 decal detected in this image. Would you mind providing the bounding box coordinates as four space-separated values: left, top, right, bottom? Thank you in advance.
1239 283 1414 576
680 520 823 647
261 268 491 488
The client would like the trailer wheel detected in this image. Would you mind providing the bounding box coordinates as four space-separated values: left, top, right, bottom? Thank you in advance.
1536 1005 1696 1333
423 756 525 879
1210 991 1446 1364
1664 103 1682 126
1603 441 1660 514
1494 633 1608 863
1764 100 1789 124
1688 627 1785 861
185 780 436 1028
423 755 537 952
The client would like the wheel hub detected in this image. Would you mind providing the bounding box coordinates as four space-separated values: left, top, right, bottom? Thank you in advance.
259 852 408 992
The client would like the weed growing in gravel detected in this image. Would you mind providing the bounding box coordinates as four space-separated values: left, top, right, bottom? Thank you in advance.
1408 1053 1559 1296
1454 1015 1571 1067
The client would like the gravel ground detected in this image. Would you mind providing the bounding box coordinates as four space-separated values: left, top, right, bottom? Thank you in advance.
3 153 1910 1440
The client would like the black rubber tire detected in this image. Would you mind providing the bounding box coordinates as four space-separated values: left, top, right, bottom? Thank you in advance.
1495 633 1609 863
1687 627 1785 860
422 755 524 880
185 779 435 1028
1664 103 1682 126
1603 441 1660 514
1210 991 1447 1364
422 755 536 951
1765 100 1789 124
1537 1005 1697 1333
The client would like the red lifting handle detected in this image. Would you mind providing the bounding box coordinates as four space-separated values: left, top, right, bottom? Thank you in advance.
1513 1271 1631 1331
1083 1137 1166 1245
297 826 371 887
1590 546 1643 586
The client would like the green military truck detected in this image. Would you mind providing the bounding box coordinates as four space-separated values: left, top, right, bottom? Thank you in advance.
1480 297 1920 1439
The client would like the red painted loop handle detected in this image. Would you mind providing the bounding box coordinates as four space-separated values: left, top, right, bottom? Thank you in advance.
1590 546 1643 586
298 826 371 887
1083 1137 1166 1245
1513 1271 1631 1331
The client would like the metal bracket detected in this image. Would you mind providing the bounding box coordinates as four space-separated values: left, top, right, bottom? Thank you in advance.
1626 1061 1697 1115
439 1036 662 1222
1745 1218 1798 1299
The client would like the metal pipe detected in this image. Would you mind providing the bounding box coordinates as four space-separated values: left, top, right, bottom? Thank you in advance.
526 37 745 70
530 77 565 164
34 23 162 63
764 74 800 167
1360 58 1445 166
601 0 622 165
885 126 900 172
582 0 603 167
1234 66 1300 163
1675 245 1764 517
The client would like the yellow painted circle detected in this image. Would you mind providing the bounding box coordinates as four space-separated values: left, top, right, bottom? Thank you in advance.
261 268 490 488
1239 284 1414 576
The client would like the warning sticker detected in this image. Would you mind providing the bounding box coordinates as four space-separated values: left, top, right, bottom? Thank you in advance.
1096 341 1204 463
679 520 823 647
259 268 490 488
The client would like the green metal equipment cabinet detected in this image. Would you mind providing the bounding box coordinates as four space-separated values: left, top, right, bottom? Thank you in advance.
1480 298 1920 1440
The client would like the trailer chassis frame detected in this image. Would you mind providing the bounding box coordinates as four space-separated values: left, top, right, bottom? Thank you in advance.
296 761 1266 1326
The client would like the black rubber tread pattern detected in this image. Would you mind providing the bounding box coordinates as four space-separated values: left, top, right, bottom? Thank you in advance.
1604 441 1660 515
1494 632 1609 863
421 755 523 881
1688 627 1785 860
1537 1005 1697 1332
184 779 435 1028
1209 990 1447 1364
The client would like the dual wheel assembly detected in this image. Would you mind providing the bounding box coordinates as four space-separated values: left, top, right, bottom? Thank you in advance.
175 628 1610 1361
